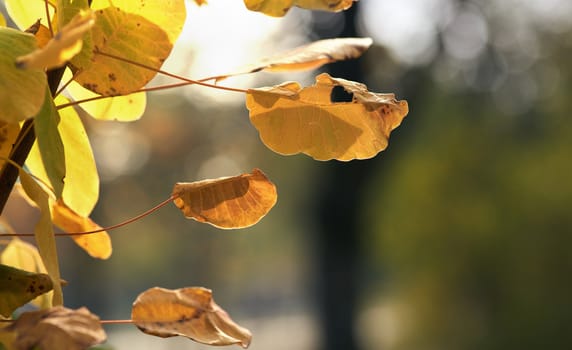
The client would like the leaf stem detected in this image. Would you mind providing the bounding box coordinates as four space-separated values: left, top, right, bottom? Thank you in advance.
0 195 177 237
100 319 134 325
94 50 248 93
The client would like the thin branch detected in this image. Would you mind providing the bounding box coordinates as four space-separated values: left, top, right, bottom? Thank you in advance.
94 50 248 93
100 319 134 325
0 195 177 237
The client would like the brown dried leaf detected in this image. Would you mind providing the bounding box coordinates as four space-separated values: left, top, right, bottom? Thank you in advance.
51 200 112 260
2 306 106 350
216 37 372 81
172 168 277 229
132 287 252 348
246 72 409 161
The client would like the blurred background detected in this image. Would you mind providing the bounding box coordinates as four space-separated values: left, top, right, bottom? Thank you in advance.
2 0 572 349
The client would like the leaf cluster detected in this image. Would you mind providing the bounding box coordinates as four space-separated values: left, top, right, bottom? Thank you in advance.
0 0 408 349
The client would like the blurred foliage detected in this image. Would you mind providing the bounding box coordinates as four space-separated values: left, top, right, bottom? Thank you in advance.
364 19 572 350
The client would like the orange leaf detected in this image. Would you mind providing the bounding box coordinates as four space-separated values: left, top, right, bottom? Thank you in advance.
215 37 372 81
51 200 112 260
244 0 356 17
132 287 252 348
172 168 277 229
246 73 409 161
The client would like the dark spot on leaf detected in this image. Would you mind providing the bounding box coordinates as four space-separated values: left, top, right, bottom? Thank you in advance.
108 73 117 81
330 85 354 103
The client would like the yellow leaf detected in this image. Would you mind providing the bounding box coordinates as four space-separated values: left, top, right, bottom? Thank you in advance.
172 168 278 229
0 27 47 124
246 73 409 161
0 238 52 309
0 264 53 318
5 0 56 31
62 69 147 121
0 12 6 27
244 0 356 17
216 37 373 81
132 287 252 348
16 11 95 70
0 121 21 169
51 200 112 260
1 306 106 350
71 0 186 95
18 168 63 306
27 94 99 217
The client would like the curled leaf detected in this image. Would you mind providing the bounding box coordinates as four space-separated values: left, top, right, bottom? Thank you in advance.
220 37 372 81
51 200 112 260
246 73 409 161
172 169 277 229
244 0 356 17
0 264 53 318
16 11 95 70
132 287 252 348
2 306 106 350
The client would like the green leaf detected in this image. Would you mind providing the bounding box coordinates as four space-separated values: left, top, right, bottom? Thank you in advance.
35 86 66 199
0 264 53 318
0 27 47 123
28 94 98 217
18 168 63 306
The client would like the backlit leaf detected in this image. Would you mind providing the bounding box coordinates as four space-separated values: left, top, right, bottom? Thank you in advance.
0 238 52 309
218 37 372 81
172 169 277 229
34 86 65 199
63 69 147 121
5 0 56 31
0 27 47 123
246 73 409 161
1 306 106 350
132 287 252 348
0 264 53 318
18 168 63 306
16 11 95 70
71 0 186 95
0 12 6 27
244 0 355 17
0 122 21 169
51 200 112 260
28 94 99 217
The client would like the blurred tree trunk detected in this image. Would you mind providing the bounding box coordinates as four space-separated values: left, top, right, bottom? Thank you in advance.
313 5 367 350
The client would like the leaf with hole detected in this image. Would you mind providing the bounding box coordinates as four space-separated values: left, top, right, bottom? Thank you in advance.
16 11 95 70
132 287 252 348
246 73 409 161
172 169 277 229
244 0 356 17
0 306 106 350
70 0 186 95
0 27 47 124
0 264 53 318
